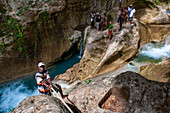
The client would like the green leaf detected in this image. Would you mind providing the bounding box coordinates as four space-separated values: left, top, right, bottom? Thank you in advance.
85 79 91 84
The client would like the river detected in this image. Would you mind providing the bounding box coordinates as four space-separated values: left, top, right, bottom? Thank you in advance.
0 53 81 113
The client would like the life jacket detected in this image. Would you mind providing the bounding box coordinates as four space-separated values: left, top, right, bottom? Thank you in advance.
35 70 49 86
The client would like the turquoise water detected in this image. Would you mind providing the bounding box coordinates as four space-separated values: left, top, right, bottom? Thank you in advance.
0 54 80 113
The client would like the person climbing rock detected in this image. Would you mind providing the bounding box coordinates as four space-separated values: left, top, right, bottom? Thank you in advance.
35 62 52 95
95 12 101 31
129 6 135 24
118 8 125 31
91 12 95 29
108 21 114 41
101 13 107 31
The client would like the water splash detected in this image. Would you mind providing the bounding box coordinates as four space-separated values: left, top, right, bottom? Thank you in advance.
140 43 170 59
134 43 170 63
0 81 38 113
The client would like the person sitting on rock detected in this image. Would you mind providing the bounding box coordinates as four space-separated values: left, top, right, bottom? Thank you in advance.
108 21 114 41
35 62 52 95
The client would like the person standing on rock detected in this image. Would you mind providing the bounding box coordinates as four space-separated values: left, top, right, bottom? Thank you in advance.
108 21 114 41
95 12 101 31
119 0 124 10
101 13 107 31
91 12 95 29
128 5 133 17
118 8 125 31
35 62 52 95
129 6 135 24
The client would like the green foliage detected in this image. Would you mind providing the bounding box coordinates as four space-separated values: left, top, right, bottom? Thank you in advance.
0 40 6 52
24 6 30 11
28 0 33 4
47 0 50 2
85 79 92 84
2 8 7 13
34 21 40 58
17 9 23 16
83 39 86 49
1 15 27 55
127 34 131 38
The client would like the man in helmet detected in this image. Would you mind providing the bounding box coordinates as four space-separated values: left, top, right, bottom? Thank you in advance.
35 62 52 95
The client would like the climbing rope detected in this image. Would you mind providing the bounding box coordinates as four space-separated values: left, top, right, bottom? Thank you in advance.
51 84 74 113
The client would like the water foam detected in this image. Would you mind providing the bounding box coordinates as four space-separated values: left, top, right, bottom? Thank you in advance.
0 81 38 113
140 43 170 60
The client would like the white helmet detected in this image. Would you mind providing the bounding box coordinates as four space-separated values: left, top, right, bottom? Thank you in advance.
38 62 45 67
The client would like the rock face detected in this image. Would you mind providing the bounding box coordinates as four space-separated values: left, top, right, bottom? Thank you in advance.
113 71 170 113
137 5 170 46
55 21 140 82
139 59 170 82
64 71 170 113
0 0 105 83
64 74 114 113
11 95 69 113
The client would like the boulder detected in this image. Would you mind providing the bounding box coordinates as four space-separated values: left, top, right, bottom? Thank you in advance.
113 71 170 113
139 59 170 82
10 95 69 113
140 6 169 24
64 75 114 113
64 71 170 113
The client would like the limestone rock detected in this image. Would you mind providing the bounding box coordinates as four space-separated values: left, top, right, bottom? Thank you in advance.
140 6 169 24
139 59 170 82
113 71 170 113
68 30 82 49
63 71 170 113
10 95 69 113
55 20 140 82
0 0 106 83
65 75 114 113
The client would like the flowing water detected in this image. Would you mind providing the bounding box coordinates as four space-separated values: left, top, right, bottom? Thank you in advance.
78 34 84 58
107 42 170 77
0 54 80 113
134 42 170 63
